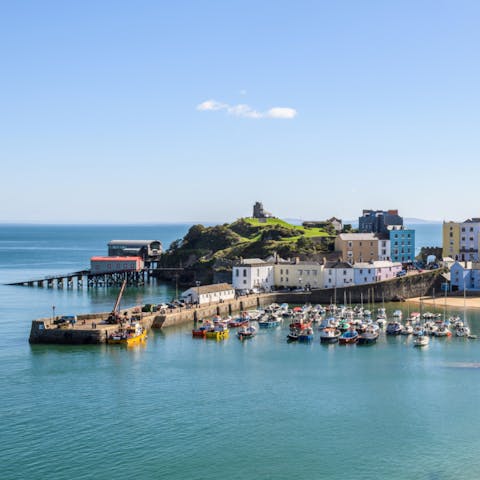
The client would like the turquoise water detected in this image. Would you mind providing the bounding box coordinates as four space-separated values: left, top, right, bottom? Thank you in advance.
3 224 480 480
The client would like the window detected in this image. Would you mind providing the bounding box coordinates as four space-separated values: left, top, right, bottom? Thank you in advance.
343 270 347 275
236 269 239 277
243 280 247 285
359 269 363 274
328 278 332 283
286 269 289 275
280 277 283 282
257 269 260 276
280 269 283 275
243 269 247 277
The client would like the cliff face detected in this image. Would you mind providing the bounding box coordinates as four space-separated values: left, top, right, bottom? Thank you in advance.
157 218 335 284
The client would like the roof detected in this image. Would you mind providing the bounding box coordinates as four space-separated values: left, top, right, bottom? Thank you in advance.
337 233 379 241
324 261 353 269
353 261 402 269
91 256 143 262
235 258 275 267
108 240 161 246
184 283 234 295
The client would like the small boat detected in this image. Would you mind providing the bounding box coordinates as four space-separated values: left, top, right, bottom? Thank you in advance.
358 325 379 345
287 328 299 341
412 325 424 336
298 327 314 343
237 324 257 340
205 324 229 340
319 327 341 344
386 321 403 335
392 310 403 318
401 322 413 335
434 324 452 337
414 334 429 347
228 313 250 328
108 322 147 345
339 328 359 345
376 317 386 328
258 315 281 328
456 325 471 337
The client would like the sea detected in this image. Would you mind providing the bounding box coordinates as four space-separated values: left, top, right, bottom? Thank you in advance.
3 222 480 480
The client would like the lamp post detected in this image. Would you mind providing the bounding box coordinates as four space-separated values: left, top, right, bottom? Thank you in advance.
195 280 201 306
52 305 56 323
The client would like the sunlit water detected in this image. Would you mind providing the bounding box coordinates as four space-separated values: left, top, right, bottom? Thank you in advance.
3 223 480 480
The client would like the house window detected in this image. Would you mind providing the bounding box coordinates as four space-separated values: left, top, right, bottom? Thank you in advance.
286 269 289 274
236 269 239 277
243 280 247 285
243 269 247 277
280 269 283 275
360 269 363 274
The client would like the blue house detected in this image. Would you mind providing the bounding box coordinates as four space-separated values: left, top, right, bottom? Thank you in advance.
389 228 415 263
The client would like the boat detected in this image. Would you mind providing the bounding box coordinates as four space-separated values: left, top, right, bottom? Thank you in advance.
237 324 257 340
386 321 403 335
319 327 341 344
434 324 452 337
339 328 359 345
298 327 314 342
287 328 299 341
258 315 281 328
400 322 413 335
205 323 229 340
456 325 471 337
413 334 429 347
108 322 147 345
228 313 250 328
358 325 379 345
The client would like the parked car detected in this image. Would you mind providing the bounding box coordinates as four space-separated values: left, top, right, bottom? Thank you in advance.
396 270 407 277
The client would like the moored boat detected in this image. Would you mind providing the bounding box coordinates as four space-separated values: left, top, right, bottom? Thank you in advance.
298 327 314 343
319 327 341 344
108 322 147 345
205 323 229 340
339 328 359 345
237 324 257 340
386 321 403 335
413 334 429 347
258 315 281 328
358 325 379 345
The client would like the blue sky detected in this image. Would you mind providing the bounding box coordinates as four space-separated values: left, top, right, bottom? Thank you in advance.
1 0 479 224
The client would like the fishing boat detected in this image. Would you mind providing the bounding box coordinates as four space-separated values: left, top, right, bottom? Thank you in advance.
298 327 314 343
205 323 229 340
228 313 250 328
237 324 257 340
413 334 429 347
401 322 414 335
319 327 341 344
258 315 281 328
358 325 379 345
287 328 300 341
108 322 147 345
386 321 403 335
339 328 359 345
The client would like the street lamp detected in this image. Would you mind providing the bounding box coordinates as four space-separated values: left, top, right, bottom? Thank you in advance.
52 305 56 323
195 281 201 306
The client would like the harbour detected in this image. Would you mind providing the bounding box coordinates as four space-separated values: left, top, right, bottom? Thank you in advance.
3 223 480 480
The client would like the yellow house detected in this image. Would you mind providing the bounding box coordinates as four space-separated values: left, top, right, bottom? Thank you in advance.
443 221 460 259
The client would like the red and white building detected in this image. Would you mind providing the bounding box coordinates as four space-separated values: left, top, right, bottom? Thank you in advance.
90 256 144 273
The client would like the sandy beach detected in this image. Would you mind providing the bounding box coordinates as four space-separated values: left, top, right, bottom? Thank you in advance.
407 296 480 309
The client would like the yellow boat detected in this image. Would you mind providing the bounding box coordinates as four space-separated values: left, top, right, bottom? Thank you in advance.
108 322 147 345
205 326 229 340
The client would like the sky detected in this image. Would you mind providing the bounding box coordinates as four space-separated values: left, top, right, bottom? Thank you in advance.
1 0 480 224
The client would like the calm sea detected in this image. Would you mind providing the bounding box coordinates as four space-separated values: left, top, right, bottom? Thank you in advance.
4 222 480 480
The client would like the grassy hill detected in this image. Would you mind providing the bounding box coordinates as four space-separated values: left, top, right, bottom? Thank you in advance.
159 217 335 283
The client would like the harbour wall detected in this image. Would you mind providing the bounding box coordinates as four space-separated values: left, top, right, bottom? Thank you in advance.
29 270 444 344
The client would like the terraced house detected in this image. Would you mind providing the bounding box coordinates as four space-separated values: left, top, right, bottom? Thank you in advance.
443 218 480 261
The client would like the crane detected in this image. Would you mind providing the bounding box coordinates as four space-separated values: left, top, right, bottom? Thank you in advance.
106 279 127 324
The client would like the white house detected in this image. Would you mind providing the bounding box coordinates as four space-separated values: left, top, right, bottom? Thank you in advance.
450 261 480 291
353 261 402 285
232 259 275 292
181 283 235 305
323 261 354 289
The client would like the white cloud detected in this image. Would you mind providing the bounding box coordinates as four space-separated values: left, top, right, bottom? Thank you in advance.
196 99 227 111
196 99 297 120
265 107 297 119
